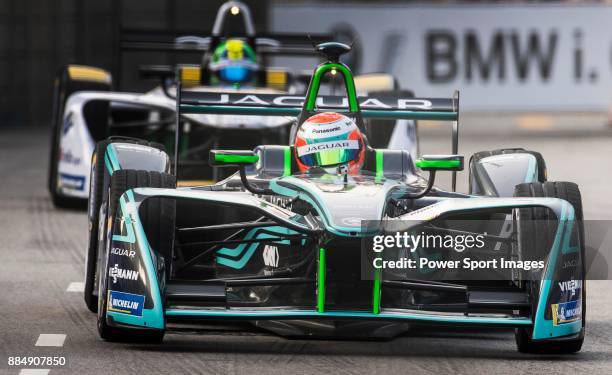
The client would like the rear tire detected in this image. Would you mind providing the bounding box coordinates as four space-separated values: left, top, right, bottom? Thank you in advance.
97 169 175 342
513 181 585 354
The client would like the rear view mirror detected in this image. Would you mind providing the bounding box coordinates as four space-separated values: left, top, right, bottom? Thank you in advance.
416 155 464 171
209 150 259 167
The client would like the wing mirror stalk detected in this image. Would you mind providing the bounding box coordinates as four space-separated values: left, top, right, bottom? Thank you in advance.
403 155 464 199
209 150 273 195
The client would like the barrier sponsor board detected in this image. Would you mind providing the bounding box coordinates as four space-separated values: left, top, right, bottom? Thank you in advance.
271 3 612 111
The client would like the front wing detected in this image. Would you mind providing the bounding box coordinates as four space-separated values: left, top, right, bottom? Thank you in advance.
102 187 583 341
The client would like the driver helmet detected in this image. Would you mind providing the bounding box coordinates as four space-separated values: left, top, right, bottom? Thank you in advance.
209 39 258 84
295 112 365 174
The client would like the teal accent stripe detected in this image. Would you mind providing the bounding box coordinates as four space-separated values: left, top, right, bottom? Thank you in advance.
523 154 537 183
362 110 457 121
532 201 582 340
111 193 136 244
165 308 532 326
107 189 164 329
216 227 294 269
181 104 300 116
104 144 121 174
179 105 457 121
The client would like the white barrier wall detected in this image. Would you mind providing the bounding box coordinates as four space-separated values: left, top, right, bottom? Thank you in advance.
271 3 612 111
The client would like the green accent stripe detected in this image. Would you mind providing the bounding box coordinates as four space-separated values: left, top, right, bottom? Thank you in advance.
416 159 461 169
372 268 381 314
214 153 259 164
305 62 358 112
283 146 291 176
317 247 326 313
375 150 384 181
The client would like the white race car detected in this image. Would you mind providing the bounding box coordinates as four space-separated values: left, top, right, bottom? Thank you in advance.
48 1 417 208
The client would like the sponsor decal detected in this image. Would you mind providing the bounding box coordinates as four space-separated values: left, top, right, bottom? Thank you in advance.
552 299 582 325
297 140 359 157
110 247 136 258
108 264 139 284
559 279 582 299
312 126 341 134
195 93 432 110
108 290 145 317
61 112 74 135
263 245 279 267
59 149 81 166
59 173 85 191
562 259 579 269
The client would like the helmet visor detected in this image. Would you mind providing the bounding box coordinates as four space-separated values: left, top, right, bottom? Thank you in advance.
297 140 360 167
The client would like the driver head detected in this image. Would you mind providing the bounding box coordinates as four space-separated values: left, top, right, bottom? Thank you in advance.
295 112 365 174
209 39 258 86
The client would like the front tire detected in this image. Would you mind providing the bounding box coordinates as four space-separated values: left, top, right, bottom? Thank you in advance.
96 169 175 342
513 181 585 354
84 140 166 313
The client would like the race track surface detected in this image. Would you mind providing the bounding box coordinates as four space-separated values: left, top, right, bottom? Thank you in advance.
0 125 611 374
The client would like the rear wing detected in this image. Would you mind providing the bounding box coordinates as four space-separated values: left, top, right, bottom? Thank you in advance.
119 29 330 56
173 40 461 191
178 91 458 121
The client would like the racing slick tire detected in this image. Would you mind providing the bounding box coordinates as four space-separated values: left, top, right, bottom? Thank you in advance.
84 139 165 313
97 169 175 342
513 181 585 354
469 148 547 194
48 65 112 209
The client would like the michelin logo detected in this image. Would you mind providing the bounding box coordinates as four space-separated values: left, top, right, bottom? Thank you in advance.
109 264 139 283
552 300 582 325
108 290 145 317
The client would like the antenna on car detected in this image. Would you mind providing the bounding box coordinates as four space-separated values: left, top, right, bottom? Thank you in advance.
307 34 318 51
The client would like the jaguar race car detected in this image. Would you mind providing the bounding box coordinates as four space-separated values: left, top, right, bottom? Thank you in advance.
86 42 585 354
48 0 414 208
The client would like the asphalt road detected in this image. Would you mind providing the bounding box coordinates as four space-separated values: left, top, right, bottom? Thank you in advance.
1 123 611 375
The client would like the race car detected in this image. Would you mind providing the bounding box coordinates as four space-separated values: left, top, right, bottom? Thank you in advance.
86 42 585 354
48 0 415 208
